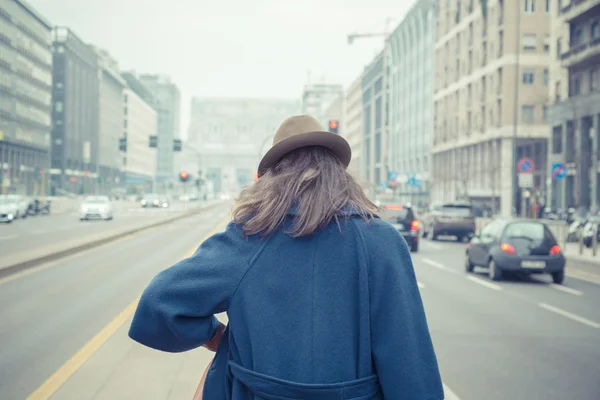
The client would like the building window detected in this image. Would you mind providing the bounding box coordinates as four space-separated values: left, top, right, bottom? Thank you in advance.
543 69 549 85
572 26 583 46
55 101 63 112
525 0 536 13
555 81 562 102
523 69 535 84
545 0 550 12
543 105 548 122
556 38 562 58
544 35 551 51
522 105 535 123
592 21 600 38
552 127 562 154
573 77 581 95
523 34 537 50
591 68 600 91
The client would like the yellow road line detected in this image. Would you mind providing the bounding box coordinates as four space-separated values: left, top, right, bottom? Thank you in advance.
26 215 230 400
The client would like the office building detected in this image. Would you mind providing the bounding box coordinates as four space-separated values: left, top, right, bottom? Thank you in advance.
188 98 301 194
361 51 386 194
302 83 344 128
138 74 181 183
432 0 551 216
0 0 52 195
95 47 126 194
122 80 157 192
324 93 344 135
344 76 364 181
548 0 600 211
387 0 435 205
50 27 100 194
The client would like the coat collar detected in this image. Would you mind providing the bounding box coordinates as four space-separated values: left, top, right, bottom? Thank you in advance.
287 204 371 217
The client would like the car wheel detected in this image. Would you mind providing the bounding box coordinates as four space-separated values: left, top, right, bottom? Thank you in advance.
488 259 503 281
410 242 419 253
552 270 565 284
431 232 439 241
422 229 429 238
465 253 475 272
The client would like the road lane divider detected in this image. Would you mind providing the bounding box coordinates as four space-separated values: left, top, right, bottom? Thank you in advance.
25 214 231 400
538 303 600 329
466 275 502 291
422 258 459 274
549 283 584 296
0 201 225 280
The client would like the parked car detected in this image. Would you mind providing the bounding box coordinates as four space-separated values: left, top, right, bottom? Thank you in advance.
80 196 113 221
0 196 19 223
465 219 566 284
380 204 420 252
5 195 30 218
422 202 476 242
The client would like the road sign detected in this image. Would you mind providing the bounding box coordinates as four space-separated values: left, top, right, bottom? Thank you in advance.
518 173 534 188
407 175 422 188
551 162 567 179
517 157 534 173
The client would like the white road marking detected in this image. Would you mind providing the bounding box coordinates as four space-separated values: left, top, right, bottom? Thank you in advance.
422 258 458 274
466 275 503 291
549 284 583 296
443 383 462 400
27 229 47 235
538 302 600 329
0 234 19 241
417 281 425 289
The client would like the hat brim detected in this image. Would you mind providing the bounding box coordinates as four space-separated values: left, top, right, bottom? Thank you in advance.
258 131 352 177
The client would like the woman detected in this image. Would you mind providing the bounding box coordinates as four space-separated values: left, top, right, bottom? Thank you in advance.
129 115 444 399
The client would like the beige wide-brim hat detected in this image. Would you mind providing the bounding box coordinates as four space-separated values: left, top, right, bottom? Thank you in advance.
258 115 352 177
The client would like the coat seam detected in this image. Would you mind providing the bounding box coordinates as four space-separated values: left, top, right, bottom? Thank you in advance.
311 239 318 381
228 233 275 309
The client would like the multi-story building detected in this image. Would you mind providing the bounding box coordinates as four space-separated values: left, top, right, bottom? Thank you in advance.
0 0 52 195
94 47 125 194
122 82 157 193
324 93 344 135
388 0 435 205
302 83 344 128
432 0 551 216
548 0 600 211
138 74 181 184
188 98 301 194
361 51 386 194
50 27 100 195
344 76 364 181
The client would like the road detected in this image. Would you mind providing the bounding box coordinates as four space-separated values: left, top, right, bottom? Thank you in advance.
0 219 598 399
0 201 203 264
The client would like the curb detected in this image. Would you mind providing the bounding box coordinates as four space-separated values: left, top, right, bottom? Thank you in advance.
0 201 225 279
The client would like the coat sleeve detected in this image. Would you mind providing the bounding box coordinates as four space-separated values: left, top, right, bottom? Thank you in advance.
364 221 444 400
129 222 256 353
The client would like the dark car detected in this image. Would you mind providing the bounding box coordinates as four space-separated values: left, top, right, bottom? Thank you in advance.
465 219 566 284
422 202 476 242
381 204 420 252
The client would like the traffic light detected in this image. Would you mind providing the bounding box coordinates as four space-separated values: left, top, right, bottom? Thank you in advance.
173 139 182 152
328 120 339 134
149 135 158 148
119 137 127 152
179 171 190 183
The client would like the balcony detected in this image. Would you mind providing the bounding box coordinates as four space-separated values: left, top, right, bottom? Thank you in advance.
561 37 600 67
560 0 600 22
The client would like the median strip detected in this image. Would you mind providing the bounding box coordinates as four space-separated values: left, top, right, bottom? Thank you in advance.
0 201 225 279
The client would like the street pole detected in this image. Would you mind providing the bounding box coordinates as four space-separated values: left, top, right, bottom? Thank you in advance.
512 0 522 216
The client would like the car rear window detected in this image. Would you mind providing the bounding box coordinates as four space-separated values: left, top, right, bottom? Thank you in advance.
441 205 473 217
381 206 413 221
503 222 547 240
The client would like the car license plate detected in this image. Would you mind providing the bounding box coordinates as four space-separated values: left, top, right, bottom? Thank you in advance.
521 260 546 269
395 224 405 230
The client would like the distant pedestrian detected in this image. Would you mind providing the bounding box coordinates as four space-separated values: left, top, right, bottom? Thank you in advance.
129 115 444 399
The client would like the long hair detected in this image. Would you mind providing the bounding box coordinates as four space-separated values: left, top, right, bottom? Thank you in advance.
232 146 378 237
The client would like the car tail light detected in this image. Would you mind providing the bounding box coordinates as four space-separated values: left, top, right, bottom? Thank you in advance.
500 243 516 255
411 220 420 231
550 245 561 256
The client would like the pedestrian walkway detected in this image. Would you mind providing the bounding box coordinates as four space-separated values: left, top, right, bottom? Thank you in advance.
564 242 600 265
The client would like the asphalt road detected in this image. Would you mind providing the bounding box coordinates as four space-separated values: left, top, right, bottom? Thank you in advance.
0 204 231 400
0 201 207 263
0 220 599 399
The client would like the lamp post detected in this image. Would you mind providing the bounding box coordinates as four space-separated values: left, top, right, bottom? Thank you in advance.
511 0 522 216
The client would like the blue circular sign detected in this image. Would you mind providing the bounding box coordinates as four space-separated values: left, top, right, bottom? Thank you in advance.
517 157 534 173
551 162 567 179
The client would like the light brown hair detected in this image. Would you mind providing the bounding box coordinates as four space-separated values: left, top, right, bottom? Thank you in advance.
233 146 378 237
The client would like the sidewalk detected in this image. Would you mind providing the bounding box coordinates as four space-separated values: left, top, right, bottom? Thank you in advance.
564 242 600 265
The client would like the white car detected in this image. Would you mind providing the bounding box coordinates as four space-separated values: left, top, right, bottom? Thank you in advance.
80 196 113 221
6 195 30 218
0 197 19 223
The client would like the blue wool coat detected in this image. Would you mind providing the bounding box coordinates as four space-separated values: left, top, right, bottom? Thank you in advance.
129 209 444 399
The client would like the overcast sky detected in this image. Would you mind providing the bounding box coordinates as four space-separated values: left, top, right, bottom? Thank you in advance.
28 0 412 133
